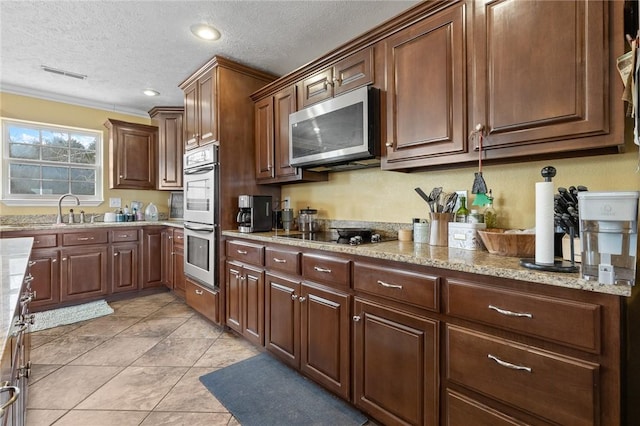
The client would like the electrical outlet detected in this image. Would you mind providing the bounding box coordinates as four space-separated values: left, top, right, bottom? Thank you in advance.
283 196 291 209
109 197 121 208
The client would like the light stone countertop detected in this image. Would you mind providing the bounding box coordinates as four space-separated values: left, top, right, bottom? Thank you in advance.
222 230 634 298
1 237 33 360
0 220 184 233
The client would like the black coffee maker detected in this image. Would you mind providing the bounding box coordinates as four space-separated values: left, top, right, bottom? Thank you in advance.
237 195 272 233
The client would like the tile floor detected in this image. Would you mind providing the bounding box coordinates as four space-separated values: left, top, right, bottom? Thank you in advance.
26 292 261 426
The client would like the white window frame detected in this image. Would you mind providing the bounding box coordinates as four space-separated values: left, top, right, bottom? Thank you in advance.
1 117 104 206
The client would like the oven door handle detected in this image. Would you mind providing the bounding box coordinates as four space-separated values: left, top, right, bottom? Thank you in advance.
184 223 215 233
184 166 215 175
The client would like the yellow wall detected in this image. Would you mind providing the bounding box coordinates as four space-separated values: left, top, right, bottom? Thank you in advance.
283 131 640 230
0 92 174 217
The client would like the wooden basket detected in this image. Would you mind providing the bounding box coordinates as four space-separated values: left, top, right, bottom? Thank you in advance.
477 228 535 257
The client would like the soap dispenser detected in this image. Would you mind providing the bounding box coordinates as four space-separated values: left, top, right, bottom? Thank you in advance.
145 202 158 221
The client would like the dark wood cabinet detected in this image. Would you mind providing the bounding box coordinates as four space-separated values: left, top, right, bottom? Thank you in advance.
225 260 264 346
28 249 59 310
142 227 164 289
182 69 217 151
59 245 108 302
185 277 220 324
110 242 139 293
171 229 185 297
149 107 184 190
265 272 300 366
254 86 327 184
353 297 439 426
104 119 158 189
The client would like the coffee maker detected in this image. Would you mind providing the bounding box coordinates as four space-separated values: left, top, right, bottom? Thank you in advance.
237 195 272 233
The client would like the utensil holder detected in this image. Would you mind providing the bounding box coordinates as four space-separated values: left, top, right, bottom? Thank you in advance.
429 212 454 246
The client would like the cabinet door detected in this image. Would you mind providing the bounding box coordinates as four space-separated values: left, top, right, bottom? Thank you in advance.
154 109 184 190
243 264 265 346
183 81 199 151
384 3 467 167
110 242 139 293
29 249 60 310
198 69 218 146
273 87 298 180
300 283 351 400
298 68 334 109
173 248 185 297
108 120 157 189
265 272 300 368
60 246 108 302
353 297 439 426
333 47 374 96
225 260 243 333
161 228 172 287
255 96 274 180
472 0 617 157
142 228 163 288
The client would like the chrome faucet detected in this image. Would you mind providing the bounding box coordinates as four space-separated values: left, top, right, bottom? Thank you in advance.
56 193 80 224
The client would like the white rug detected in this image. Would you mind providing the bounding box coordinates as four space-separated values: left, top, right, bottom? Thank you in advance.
30 300 114 332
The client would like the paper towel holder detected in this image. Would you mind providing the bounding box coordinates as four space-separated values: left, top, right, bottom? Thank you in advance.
520 166 579 273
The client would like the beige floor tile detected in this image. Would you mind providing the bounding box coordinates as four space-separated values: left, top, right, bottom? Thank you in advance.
28 364 62 385
69 336 162 366
117 316 188 338
111 302 163 317
76 366 188 411
136 291 178 304
29 333 57 349
169 314 225 339
149 301 196 318
194 336 260 368
30 335 109 364
53 410 149 426
140 411 232 425
30 321 85 336
154 367 227 412
25 409 67 426
28 365 123 409
67 315 141 336
228 416 241 426
132 337 214 367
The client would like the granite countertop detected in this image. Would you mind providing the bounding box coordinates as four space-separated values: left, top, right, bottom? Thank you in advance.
222 230 633 298
0 220 184 232
1 237 33 359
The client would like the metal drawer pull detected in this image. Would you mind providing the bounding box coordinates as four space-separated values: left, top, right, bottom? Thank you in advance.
273 258 287 263
488 305 533 318
77 237 94 241
488 354 532 373
118 234 129 238
377 280 402 289
291 294 298 300
313 266 332 273
237 250 248 254
0 382 20 417
195 289 204 295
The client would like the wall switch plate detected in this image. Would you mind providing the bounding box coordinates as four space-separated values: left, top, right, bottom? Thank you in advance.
109 197 121 208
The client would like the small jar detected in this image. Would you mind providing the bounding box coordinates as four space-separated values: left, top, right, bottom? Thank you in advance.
468 210 484 224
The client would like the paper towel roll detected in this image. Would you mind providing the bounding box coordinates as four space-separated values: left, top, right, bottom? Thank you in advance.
535 181 555 264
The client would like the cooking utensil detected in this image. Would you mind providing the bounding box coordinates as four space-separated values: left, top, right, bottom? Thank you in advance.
470 124 489 196
443 192 458 213
414 188 433 212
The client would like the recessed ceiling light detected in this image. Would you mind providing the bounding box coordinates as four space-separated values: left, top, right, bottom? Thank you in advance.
143 89 160 97
190 23 221 41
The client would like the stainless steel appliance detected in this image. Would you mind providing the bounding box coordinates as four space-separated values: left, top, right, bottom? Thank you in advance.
289 86 379 169
237 195 272 233
277 228 389 246
183 145 218 289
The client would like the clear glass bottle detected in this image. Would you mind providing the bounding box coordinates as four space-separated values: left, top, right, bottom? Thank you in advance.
455 196 469 223
484 192 497 228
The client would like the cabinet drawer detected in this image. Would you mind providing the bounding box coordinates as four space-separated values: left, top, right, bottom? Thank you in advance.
302 253 350 288
172 229 184 248
31 233 58 249
62 231 108 246
445 279 601 353
226 240 264 266
446 325 598 426
354 262 439 311
265 246 300 276
185 278 219 324
110 229 139 242
446 390 525 426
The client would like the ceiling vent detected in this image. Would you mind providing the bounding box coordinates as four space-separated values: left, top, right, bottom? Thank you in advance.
41 65 87 80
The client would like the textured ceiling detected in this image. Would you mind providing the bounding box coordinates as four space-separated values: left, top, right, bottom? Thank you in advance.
0 0 419 116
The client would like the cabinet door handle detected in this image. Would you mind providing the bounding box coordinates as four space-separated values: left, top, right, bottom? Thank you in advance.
28 261 36 267
273 258 287 263
313 266 332 273
377 280 402 289
0 382 20 417
298 296 306 302
202 132 213 139
353 315 361 322
385 141 393 148
113 253 119 256
291 293 298 300
195 289 203 295
118 234 128 238
77 237 90 241
237 249 248 255
62 257 67 261
488 305 533 319
488 354 532 373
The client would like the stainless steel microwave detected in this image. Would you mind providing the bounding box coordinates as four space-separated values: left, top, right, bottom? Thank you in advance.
289 86 379 169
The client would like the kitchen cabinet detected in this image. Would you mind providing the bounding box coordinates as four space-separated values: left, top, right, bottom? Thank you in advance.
297 47 374 109
142 227 164 289
383 2 470 169
161 228 185 297
185 276 220 324
104 119 158 189
182 69 216 151
148 107 184 190
255 86 327 184
109 229 140 294
59 232 109 302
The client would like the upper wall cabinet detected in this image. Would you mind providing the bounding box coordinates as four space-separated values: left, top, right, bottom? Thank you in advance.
105 119 157 190
149 106 184 190
297 47 374 109
182 69 217 151
470 0 623 160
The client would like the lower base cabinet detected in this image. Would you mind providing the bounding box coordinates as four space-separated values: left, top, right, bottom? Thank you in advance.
29 249 59 310
59 245 108 302
185 277 220 324
110 242 139 293
353 297 439 426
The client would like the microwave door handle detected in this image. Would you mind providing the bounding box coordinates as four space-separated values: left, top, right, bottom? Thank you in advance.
184 166 215 175
184 223 215 233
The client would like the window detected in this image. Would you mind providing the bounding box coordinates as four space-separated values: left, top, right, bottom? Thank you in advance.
1 118 103 206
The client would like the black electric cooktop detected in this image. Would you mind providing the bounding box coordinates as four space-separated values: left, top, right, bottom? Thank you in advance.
276 231 390 245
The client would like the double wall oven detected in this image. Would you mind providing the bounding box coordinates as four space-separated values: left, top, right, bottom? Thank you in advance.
183 144 219 289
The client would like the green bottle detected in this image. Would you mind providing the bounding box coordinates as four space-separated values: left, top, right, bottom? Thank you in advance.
484 191 497 228
455 196 469 223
